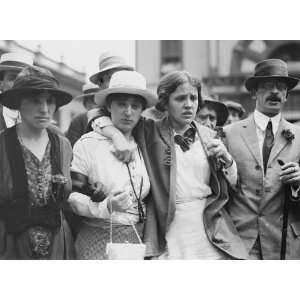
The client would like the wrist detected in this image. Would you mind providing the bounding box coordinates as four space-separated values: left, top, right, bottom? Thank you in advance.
223 156 233 169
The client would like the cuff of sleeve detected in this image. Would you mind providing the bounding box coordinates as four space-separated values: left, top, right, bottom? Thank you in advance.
222 159 238 186
96 197 111 219
291 185 300 198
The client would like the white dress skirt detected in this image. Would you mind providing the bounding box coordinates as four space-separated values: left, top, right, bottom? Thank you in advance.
162 198 226 259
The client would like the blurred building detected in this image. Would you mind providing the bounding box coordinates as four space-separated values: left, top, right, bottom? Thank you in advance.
136 40 300 121
0 40 86 131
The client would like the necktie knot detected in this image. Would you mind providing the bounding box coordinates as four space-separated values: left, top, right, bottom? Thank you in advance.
174 127 196 152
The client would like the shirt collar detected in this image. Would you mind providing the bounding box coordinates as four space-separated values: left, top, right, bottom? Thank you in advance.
254 110 281 134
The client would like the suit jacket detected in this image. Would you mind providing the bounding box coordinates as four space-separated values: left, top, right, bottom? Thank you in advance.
134 117 248 259
65 112 88 147
224 116 300 259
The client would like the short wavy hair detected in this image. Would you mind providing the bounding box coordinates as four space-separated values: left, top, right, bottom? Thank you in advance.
156 70 203 112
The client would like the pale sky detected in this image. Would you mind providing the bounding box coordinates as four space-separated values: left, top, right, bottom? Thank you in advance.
17 40 136 82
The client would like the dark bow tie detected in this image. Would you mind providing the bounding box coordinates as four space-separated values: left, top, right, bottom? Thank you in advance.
174 127 196 152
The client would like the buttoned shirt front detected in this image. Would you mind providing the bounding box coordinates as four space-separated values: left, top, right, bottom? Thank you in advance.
253 109 281 158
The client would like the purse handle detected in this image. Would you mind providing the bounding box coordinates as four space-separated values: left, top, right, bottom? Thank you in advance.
109 192 143 245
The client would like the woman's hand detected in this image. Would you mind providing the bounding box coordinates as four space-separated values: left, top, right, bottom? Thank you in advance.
205 138 233 168
107 189 132 213
111 132 136 163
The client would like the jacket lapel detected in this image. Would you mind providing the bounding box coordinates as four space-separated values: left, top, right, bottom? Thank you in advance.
157 117 176 228
0 105 7 133
194 122 220 206
268 118 290 165
240 116 263 167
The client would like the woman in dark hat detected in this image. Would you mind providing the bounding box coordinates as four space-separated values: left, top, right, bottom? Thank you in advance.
91 70 247 259
0 66 75 259
196 97 228 129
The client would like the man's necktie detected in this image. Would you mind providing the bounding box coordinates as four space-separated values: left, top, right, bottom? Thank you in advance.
174 127 196 152
262 120 274 173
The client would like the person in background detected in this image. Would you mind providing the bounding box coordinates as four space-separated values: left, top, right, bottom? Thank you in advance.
224 100 246 125
0 52 34 133
65 82 99 147
68 71 156 259
87 51 134 123
0 66 75 259
224 59 300 259
196 97 228 130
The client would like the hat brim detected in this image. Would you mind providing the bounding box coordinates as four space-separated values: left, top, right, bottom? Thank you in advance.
89 64 134 84
95 87 157 109
0 87 73 110
73 92 98 101
203 100 229 126
245 76 299 91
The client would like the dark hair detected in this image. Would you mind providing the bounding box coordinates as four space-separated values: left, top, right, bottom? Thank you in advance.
106 93 147 111
156 70 203 112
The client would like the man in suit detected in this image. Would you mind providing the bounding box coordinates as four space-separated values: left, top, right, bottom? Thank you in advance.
224 59 300 259
65 82 99 147
0 52 34 133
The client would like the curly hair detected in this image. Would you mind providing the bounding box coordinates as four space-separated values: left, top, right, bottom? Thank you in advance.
156 70 203 112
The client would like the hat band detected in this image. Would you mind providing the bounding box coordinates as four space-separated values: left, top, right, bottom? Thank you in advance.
83 88 99 94
255 65 289 77
99 57 128 71
13 75 60 90
0 61 29 68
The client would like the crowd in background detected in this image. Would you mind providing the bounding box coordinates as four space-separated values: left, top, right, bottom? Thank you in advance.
1 50 300 260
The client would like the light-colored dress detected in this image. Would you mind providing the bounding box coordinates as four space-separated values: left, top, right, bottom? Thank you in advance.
161 133 226 259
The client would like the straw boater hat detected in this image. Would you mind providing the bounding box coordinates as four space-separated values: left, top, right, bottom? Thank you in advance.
89 51 134 84
74 82 100 101
202 97 229 126
224 100 246 118
0 66 73 110
0 52 34 80
245 59 299 91
94 70 157 108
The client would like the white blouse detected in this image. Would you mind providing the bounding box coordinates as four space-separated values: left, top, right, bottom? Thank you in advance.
69 131 150 225
175 136 212 201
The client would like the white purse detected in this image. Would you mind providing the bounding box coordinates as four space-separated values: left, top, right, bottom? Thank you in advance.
105 218 146 260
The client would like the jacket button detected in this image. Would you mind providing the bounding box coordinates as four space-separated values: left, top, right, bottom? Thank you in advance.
255 165 260 170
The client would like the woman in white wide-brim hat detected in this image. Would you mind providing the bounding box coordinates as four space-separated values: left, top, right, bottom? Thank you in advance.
68 70 157 259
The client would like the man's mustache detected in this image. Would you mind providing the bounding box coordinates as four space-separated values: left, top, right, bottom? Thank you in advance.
267 95 281 102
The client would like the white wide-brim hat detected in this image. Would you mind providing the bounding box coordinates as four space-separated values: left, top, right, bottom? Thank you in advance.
95 71 157 108
89 52 134 84
0 52 34 79
74 82 100 100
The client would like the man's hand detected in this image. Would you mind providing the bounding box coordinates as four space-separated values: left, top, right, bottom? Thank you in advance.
206 138 233 168
279 162 300 189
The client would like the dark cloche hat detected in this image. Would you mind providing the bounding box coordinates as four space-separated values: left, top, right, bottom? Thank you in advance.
0 66 73 110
